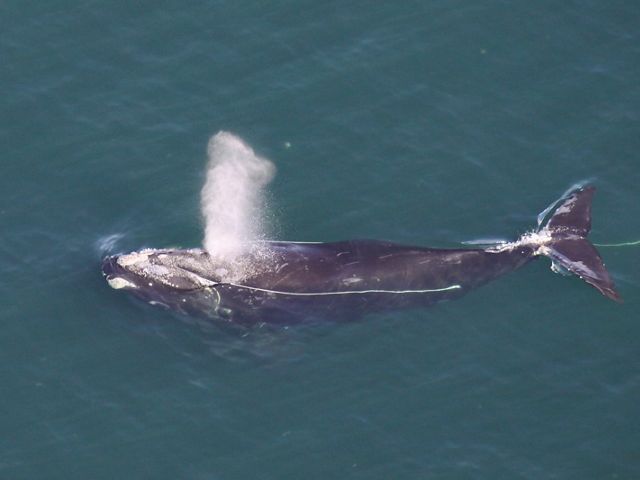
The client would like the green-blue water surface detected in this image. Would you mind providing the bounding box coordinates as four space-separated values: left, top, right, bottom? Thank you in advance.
1 2 639 478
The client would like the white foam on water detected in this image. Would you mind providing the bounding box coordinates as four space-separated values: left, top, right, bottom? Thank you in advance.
200 132 276 279
95 233 124 254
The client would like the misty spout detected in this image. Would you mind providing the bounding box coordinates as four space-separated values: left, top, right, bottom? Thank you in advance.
200 132 276 265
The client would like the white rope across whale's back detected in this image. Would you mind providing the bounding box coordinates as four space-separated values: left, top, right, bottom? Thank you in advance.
221 283 462 296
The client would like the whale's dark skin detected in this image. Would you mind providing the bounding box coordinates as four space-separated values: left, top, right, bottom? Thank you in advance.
103 240 535 324
102 187 620 325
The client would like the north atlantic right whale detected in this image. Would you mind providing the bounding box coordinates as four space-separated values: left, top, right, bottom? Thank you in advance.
102 186 620 325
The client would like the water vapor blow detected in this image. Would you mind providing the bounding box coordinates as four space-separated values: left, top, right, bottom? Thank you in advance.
201 132 276 263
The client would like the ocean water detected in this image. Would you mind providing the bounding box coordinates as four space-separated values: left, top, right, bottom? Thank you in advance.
2 2 639 478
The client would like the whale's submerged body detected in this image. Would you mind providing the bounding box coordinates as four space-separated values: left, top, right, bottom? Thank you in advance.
102 187 620 325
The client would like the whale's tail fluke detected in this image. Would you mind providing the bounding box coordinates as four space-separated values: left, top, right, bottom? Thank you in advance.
535 186 621 302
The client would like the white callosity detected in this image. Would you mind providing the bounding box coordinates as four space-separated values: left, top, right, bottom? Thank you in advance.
115 249 218 290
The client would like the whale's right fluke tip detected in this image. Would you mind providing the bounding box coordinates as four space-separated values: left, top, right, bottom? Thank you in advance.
544 236 622 303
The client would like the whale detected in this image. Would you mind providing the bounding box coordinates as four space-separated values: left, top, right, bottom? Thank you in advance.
102 186 619 325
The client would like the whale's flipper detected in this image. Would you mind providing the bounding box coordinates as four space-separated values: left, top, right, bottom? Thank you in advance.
539 186 621 302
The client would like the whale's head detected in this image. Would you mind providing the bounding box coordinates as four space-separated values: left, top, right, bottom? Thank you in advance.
101 249 223 312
